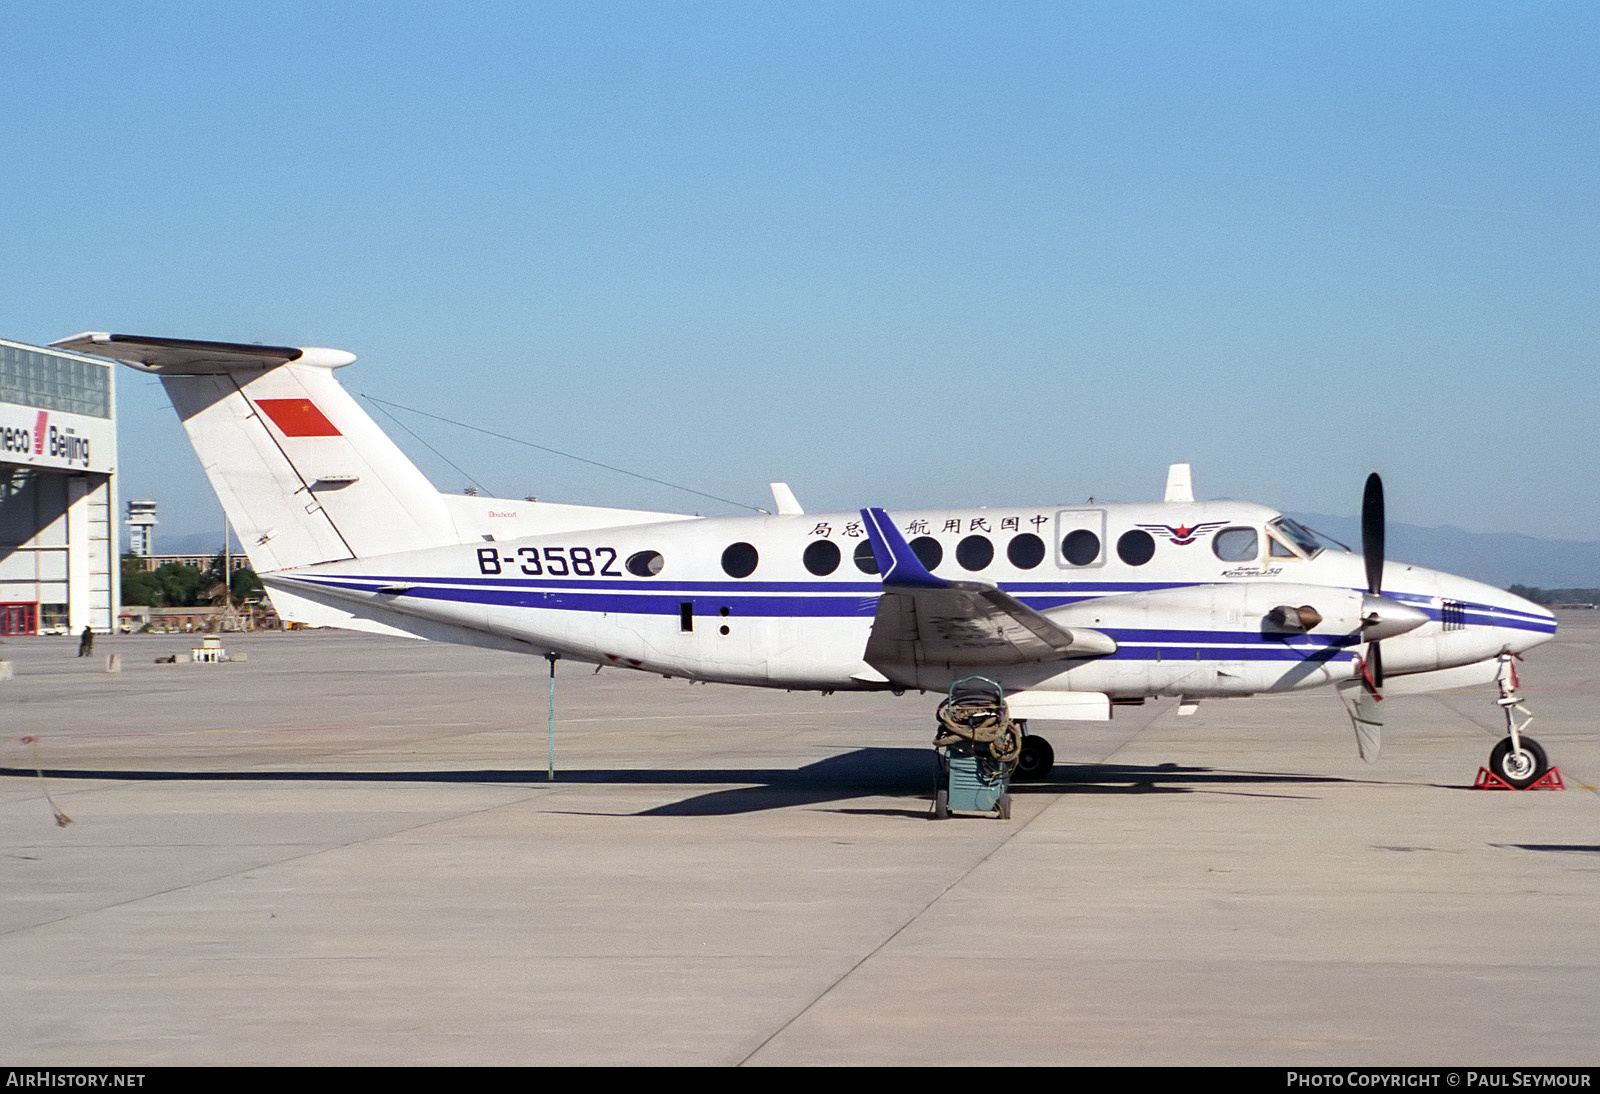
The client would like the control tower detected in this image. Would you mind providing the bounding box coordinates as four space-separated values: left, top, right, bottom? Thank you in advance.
127 499 158 558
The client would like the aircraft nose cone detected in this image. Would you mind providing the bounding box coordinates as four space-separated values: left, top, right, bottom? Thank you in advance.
1360 594 1430 641
1509 589 1555 620
1505 590 1558 653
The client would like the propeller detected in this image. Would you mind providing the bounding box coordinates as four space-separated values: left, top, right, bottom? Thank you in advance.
1332 474 1429 761
1351 473 1387 761
1361 472 1385 689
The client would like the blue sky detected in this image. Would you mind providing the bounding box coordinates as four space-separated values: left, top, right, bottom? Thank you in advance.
3 3 1596 543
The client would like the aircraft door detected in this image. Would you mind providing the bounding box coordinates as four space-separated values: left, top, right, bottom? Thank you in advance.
0 602 36 635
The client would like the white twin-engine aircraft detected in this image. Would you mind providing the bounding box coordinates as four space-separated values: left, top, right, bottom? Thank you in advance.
57 332 1560 789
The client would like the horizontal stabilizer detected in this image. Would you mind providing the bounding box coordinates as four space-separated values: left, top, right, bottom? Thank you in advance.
51 332 356 374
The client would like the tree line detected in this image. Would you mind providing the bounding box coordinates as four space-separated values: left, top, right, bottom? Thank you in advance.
120 553 265 608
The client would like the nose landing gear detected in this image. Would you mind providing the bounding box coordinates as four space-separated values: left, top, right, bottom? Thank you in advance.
1480 653 1561 790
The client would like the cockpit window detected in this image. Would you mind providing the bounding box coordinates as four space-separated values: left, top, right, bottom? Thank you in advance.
1270 518 1326 558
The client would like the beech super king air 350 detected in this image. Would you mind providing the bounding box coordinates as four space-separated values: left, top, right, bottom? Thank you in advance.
58 332 1560 793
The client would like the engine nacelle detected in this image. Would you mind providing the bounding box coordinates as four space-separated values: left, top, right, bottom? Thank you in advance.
1044 582 1422 642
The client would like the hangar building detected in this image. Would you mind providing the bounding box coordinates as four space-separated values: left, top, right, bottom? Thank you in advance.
0 337 118 635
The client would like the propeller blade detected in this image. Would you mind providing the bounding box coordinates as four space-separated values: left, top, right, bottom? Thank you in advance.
1350 687 1383 762
1369 641 1383 690
1362 472 1385 596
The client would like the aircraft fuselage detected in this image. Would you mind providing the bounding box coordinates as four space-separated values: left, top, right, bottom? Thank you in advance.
268 498 1556 700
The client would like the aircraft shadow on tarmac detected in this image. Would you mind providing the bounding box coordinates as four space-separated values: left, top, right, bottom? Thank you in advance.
2 749 1356 817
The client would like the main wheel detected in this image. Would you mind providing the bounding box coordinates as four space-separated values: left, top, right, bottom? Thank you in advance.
1488 736 1548 789
1014 736 1055 781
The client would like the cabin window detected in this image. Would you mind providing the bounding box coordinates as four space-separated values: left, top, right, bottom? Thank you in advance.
956 535 993 571
1007 533 1045 569
1212 527 1258 562
626 550 665 576
853 540 880 574
909 536 943 570
803 540 841 576
1063 529 1102 567
1116 529 1156 566
721 542 759 578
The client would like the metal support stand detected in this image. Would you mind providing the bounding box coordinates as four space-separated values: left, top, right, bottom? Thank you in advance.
546 651 559 781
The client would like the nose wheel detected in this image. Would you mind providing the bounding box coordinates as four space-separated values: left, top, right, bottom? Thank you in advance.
1488 735 1547 789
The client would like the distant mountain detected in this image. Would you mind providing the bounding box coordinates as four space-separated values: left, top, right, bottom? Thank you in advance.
1291 514 1600 590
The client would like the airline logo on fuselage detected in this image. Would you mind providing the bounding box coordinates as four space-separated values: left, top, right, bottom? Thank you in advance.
1137 521 1228 546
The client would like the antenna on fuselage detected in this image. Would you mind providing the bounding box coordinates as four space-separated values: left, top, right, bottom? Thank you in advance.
1164 463 1194 503
769 482 804 515
546 651 560 781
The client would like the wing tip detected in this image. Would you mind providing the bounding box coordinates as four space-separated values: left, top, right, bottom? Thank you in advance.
860 507 946 589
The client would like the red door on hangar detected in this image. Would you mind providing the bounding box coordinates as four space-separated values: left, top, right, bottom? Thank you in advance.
0 602 37 635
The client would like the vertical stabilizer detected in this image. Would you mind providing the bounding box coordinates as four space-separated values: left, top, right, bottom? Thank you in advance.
52 333 455 572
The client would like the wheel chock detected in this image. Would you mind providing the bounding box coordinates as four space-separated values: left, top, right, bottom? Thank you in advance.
1530 767 1565 790
1473 766 1565 791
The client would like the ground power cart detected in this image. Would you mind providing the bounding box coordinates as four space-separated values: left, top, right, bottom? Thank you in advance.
932 677 1020 820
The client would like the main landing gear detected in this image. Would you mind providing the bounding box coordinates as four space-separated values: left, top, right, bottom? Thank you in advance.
1013 727 1055 782
1483 653 1553 790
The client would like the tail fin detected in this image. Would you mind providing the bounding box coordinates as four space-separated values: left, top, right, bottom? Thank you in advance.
52 333 455 572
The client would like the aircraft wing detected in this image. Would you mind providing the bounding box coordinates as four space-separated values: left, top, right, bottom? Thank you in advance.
858 508 1116 673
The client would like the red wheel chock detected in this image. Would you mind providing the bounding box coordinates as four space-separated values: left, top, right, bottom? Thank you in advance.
1474 766 1565 791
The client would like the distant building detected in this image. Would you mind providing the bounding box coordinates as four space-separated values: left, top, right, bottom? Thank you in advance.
0 337 119 635
138 552 254 574
126 499 157 557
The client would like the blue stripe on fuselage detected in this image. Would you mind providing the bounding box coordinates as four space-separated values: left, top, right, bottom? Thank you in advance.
288 573 1556 637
